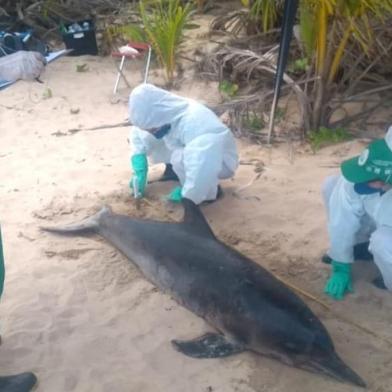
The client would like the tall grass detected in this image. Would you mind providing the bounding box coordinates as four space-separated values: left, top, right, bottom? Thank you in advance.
241 0 285 32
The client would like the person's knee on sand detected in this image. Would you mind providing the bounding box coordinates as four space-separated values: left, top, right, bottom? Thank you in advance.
369 227 392 290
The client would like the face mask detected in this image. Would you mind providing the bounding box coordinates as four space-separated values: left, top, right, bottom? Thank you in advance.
152 124 171 139
354 183 384 195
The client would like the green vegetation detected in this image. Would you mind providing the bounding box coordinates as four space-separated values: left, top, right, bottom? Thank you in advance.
42 87 53 100
240 0 284 32
243 112 264 131
308 126 351 151
106 0 196 84
127 0 195 84
219 80 239 99
288 57 309 74
240 0 392 131
76 64 89 72
298 0 392 130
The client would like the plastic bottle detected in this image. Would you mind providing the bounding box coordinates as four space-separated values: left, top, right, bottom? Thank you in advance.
73 23 82 32
59 22 67 34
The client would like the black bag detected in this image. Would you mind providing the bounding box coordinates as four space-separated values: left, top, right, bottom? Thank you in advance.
0 32 24 56
0 32 47 57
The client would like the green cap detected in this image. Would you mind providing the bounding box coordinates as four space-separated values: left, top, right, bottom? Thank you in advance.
341 128 392 184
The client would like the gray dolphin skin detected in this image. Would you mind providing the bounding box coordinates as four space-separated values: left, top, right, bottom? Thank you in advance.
41 199 366 388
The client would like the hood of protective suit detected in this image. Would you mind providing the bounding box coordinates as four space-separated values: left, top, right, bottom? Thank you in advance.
128 84 189 129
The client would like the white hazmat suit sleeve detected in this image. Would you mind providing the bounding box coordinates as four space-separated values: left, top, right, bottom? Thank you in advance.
326 176 365 263
129 126 172 164
130 126 155 155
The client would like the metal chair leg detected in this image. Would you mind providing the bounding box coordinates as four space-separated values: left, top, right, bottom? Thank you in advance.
113 55 126 94
113 44 151 93
143 46 151 84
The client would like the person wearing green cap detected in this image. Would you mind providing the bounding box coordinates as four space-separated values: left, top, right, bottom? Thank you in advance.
0 225 38 392
321 126 392 300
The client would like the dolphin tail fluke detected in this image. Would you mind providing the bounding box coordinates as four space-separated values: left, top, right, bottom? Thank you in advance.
172 332 244 359
40 206 112 235
312 351 366 388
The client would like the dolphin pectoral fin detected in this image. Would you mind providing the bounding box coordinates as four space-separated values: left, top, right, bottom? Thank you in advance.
171 333 244 359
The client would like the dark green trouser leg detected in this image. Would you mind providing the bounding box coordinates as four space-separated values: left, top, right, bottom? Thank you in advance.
0 227 38 391
0 224 4 297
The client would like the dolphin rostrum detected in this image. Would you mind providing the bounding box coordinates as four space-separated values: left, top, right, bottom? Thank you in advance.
41 199 366 387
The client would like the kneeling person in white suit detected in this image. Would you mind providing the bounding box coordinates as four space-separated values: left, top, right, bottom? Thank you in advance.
322 125 392 300
128 83 239 205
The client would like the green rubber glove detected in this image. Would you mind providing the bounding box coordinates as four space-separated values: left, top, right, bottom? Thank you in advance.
324 261 353 300
130 153 148 198
167 186 182 203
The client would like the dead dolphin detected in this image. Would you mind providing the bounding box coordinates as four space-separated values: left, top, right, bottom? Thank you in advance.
41 199 366 387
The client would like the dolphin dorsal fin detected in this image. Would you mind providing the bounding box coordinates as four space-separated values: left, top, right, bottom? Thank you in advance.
182 198 216 239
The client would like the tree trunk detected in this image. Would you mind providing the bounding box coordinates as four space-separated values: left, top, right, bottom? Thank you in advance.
311 76 325 131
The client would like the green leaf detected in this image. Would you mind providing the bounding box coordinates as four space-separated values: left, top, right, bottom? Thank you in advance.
299 2 316 56
137 0 194 82
219 80 239 98
184 23 201 29
76 64 89 72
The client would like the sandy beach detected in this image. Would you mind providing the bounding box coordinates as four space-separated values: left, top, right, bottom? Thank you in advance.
1 51 392 392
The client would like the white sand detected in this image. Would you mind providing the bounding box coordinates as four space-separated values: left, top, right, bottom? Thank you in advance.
1 54 392 392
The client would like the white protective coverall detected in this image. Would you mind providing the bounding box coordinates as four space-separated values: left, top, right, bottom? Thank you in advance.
323 175 392 290
128 84 239 204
